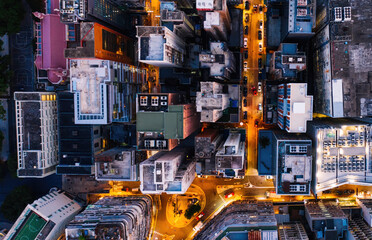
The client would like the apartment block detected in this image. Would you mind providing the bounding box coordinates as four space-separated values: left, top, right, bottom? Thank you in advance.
4 189 82 240
14 92 58 178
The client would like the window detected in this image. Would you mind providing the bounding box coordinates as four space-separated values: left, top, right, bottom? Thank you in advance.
94 129 99 135
94 142 99 148
102 29 118 53
72 130 78 136
72 144 78 149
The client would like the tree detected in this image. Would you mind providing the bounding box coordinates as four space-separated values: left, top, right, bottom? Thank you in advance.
0 131 4 152
184 203 201 219
0 39 11 95
7 154 18 178
259 136 270 149
0 0 25 36
0 102 6 120
0 185 34 222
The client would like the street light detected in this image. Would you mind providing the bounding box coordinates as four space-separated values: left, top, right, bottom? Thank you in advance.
239 122 244 126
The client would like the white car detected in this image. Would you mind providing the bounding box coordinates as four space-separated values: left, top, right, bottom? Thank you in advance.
244 38 248 48
259 20 263 29
258 42 263 52
258 103 262 111
244 62 248 71
258 82 262 92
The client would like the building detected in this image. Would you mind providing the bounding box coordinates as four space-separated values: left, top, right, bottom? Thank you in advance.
136 93 199 151
65 196 152 240
59 0 131 32
195 129 223 175
278 222 309 240
95 147 146 181
305 200 348 239
258 130 312 195
110 0 146 9
314 0 372 117
136 26 186 67
4 189 82 240
282 0 315 41
307 118 372 194
277 83 313 133
194 200 278 240
139 147 196 194
64 22 134 65
196 0 231 41
196 82 240 123
199 42 235 80
14 92 58 178
33 0 68 84
357 198 372 227
57 92 102 175
269 43 306 80
215 132 246 178
160 1 195 38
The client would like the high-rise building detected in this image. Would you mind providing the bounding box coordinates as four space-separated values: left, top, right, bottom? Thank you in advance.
307 118 372 194
4 189 82 240
95 147 146 181
199 42 235 80
215 132 246 178
196 82 240 123
65 196 152 240
305 200 348 239
196 0 231 41
277 83 313 133
269 43 306 80
14 92 58 178
258 130 312 195
194 201 278 240
59 0 131 32
139 147 195 194
136 93 199 151
313 0 372 117
57 92 103 175
33 0 68 84
136 26 186 67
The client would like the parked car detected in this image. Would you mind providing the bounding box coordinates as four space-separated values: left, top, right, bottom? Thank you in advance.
258 42 263 52
244 26 249 35
245 0 250 10
258 82 262 92
258 103 262 111
244 38 248 48
225 191 235 198
253 5 258 13
258 58 262 69
245 13 249 23
244 50 248 59
251 86 257 96
259 5 263 13
259 20 263 29
258 30 262 40
243 76 247 85
196 212 205 221
243 98 247 107
244 61 248 71
243 111 247 120
243 87 248 97
254 120 259 127
258 71 263 80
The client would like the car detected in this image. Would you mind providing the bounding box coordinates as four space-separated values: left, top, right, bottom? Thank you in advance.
244 38 248 48
259 5 263 13
258 58 262 68
258 71 263 80
243 111 247 120
258 103 262 111
245 0 250 10
253 5 258 12
243 87 248 97
254 120 259 127
251 86 257 96
245 13 249 23
258 30 262 40
258 42 263 52
258 82 262 92
243 98 247 107
244 26 249 35
259 20 263 29
196 212 205 221
243 76 247 85
225 191 235 199
244 61 248 71
244 50 248 59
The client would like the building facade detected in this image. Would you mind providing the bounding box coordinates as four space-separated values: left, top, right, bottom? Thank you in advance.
65 196 152 240
277 83 313 133
15 92 58 178
4 189 82 240
139 147 196 194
